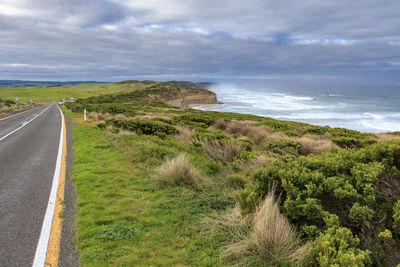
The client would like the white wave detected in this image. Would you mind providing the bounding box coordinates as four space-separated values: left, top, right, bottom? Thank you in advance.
283 95 314 101
274 112 363 120
361 121 400 132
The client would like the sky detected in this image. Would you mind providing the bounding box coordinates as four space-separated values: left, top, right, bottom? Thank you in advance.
1 0 400 84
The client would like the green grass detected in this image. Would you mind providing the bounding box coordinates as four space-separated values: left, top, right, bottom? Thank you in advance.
70 118 236 266
60 82 400 266
0 82 152 103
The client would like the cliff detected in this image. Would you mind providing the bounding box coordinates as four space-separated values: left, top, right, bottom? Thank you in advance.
146 83 220 108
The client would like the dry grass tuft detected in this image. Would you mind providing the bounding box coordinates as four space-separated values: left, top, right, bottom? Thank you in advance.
199 139 243 162
221 191 310 266
88 111 99 119
134 114 171 120
96 113 105 120
215 119 228 130
375 133 400 142
247 154 272 169
153 154 202 185
114 113 129 120
297 133 333 155
224 120 274 145
250 191 310 264
174 126 195 142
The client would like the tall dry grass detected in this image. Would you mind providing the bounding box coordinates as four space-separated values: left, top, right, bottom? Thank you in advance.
375 133 400 142
221 190 310 266
224 120 274 145
153 154 202 185
219 120 334 155
198 139 243 162
296 133 333 155
215 119 228 130
247 154 273 169
174 126 195 142
250 192 309 264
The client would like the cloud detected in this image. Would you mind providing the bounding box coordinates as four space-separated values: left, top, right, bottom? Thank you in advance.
0 0 400 83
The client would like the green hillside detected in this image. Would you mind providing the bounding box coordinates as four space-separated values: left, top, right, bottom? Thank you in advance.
62 86 400 266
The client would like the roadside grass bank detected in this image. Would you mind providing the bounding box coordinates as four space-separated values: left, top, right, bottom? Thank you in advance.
63 82 400 266
66 111 237 266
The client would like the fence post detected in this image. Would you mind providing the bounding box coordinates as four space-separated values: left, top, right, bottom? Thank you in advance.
84 108 87 121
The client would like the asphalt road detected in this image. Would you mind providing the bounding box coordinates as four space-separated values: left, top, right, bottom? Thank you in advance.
0 104 62 266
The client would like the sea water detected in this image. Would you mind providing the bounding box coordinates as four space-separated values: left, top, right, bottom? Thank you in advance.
196 83 400 133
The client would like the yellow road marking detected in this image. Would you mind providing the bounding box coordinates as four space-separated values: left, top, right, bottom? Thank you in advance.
45 109 67 267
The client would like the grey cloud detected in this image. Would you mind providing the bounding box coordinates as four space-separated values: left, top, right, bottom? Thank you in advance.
0 0 400 83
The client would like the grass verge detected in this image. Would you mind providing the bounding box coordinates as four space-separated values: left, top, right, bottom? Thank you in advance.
69 117 235 266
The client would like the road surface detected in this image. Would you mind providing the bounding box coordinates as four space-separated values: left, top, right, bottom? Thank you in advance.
0 104 64 266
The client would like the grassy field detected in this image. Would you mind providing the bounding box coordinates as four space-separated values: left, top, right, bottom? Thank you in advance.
67 113 242 266
0 82 152 103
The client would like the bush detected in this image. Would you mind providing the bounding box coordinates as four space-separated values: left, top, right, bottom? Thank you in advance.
329 127 376 148
105 118 178 139
304 126 330 135
173 114 216 129
310 227 371 266
97 123 106 129
154 154 202 186
265 140 301 155
226 174 246 189
238 140 400 265
394 200 400 227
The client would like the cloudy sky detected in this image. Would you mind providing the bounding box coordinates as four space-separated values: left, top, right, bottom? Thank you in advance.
1 0 400 84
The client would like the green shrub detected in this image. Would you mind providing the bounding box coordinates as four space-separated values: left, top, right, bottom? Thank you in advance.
349 203 374 222
258 119 290 131
97 122 106 129
226 174 246 189
105 118 178 139
193 131 228 141
204 161 222 176
332 136 361 148
310 227 371 266
394 200 400 227
378 229 392 239
265 140 301 154
329 127 376 148
173 114 216 129
237 140 400 265
304 126 330 135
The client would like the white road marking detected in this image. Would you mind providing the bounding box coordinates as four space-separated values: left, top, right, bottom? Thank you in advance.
0 106 50 142
32 104 65 267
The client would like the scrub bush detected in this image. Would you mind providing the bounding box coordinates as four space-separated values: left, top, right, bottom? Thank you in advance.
105 118 178 139
237 140 400 265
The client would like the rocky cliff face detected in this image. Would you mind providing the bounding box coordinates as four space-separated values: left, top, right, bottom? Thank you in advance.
148 86 220 109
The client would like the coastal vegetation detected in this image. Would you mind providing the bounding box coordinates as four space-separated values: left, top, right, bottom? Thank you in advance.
0 97 32 116
59 81 399 266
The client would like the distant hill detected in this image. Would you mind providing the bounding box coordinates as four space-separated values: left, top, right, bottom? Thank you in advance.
119 80 216 89
0 80 105 88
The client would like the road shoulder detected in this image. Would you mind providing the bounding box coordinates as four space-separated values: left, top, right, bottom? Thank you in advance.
59 113 79 267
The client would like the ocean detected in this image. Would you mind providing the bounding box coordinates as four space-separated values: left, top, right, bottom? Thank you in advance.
196 83 400 133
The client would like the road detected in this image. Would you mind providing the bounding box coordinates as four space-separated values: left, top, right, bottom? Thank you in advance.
0 104 64 266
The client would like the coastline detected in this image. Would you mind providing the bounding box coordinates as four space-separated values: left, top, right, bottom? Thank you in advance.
194 88 400 134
